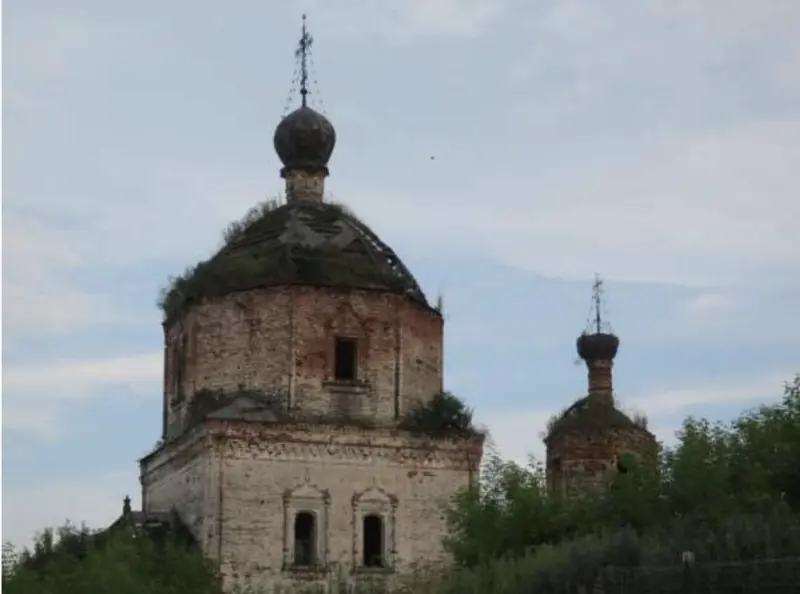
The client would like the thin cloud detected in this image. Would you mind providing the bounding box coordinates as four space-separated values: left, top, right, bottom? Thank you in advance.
4 352 162 396
307 0 510 41
3 352 162 438
349 117 800 289
631 372 792 416
3 214 121 336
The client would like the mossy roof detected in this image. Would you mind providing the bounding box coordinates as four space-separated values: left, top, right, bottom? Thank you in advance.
160 201 431 323
545 396 641 442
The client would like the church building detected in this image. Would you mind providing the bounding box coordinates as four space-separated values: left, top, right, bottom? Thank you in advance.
124 17 658 593
545 279 656 495
135 17 484 592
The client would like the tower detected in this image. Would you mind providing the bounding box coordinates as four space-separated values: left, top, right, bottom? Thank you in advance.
544 276 654 496
139 18 483 592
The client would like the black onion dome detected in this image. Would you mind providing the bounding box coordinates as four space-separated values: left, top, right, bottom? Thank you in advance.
273 106 336 174
577 332 620 361
161 201 432 322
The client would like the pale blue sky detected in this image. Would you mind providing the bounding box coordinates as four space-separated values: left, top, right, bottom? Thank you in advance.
3 0 800 547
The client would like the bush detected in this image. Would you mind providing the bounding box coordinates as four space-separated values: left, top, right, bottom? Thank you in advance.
401 392 479 438
440 374 800 590
2 523 221 594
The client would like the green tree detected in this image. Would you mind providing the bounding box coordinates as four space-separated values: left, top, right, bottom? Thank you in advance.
445 373 800 568
2 524 222 594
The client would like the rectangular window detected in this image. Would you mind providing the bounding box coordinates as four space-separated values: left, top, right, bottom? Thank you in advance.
334 337 357 381
294 511 316 566
363 514 384 567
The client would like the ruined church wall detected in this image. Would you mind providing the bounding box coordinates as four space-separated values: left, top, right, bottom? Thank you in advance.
546 426 655 495
289 287 443 423
162 289 294 436
162 287 443 437
211 423 479 591
399 305 443 415
140 430 215 547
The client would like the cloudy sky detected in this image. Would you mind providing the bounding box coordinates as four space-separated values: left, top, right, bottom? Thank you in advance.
4 0 800 547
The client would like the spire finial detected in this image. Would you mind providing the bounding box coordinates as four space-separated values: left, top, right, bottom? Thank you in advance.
591 273 604 334
295 14 313 108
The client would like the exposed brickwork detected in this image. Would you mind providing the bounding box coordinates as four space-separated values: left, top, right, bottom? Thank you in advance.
284 169 325 203
546 425 655 496
141 422 481 592
162 286 443 438
145 284 479 592
586 359 614 405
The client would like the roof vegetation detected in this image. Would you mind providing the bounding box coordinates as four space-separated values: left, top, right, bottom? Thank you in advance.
157 197 428 324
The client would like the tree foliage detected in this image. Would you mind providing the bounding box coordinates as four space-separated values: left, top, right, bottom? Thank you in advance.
2 524 222 594
441 374 800 590
402 391 479 438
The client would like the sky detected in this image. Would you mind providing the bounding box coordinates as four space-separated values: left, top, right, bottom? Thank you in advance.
3 0 800 548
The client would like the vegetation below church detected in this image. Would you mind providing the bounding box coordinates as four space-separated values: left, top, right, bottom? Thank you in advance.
5 374 799 593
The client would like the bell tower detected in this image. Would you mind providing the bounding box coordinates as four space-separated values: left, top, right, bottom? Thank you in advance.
544 276 655 496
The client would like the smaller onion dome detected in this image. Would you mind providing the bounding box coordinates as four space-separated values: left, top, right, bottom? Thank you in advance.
273 106 336 176
576 332 620 362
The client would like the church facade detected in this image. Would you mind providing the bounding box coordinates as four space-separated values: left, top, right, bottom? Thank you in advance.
137 19 483 592
132 18 656 593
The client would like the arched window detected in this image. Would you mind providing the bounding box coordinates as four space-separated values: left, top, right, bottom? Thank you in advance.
294 511 316 566
362 514 384 567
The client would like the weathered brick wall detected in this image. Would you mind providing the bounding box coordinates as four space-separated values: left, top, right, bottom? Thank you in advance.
142 421 482 592
163 289 293 438
162 286 443 436
211 423 480 592
400 306 444 415
546 426 655 495
140 429 214 545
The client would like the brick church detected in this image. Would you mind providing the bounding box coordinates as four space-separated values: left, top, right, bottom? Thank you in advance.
119 17 654 593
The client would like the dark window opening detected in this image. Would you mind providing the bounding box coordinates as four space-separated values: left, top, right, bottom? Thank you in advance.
294 512 316 566
174 335 188 401
174 350 184 400
334 338 357 381
363 514 384 568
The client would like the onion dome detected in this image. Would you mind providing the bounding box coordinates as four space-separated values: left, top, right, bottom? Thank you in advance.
273 106 336 176
576 332 620 362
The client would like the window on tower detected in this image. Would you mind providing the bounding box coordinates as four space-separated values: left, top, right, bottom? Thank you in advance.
334 337 357 381
293 511 316 566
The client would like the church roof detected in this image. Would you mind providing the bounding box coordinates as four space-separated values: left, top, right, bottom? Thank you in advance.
160 200 431 323
545 397 641 442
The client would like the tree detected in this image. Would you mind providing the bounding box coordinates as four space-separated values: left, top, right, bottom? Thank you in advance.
2 524 222 594
444 373 800 567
